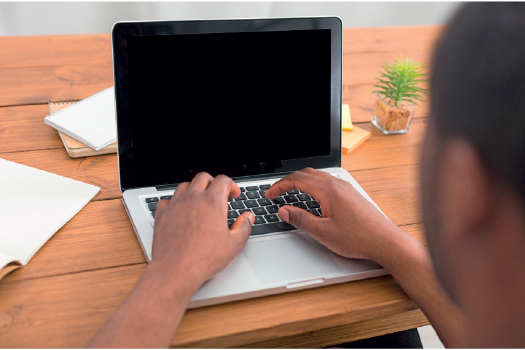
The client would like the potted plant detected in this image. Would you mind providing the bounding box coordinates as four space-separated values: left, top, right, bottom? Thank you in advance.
371 56 428 135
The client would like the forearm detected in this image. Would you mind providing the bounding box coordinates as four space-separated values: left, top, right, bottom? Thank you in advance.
372 227 465 348
87 262 201 348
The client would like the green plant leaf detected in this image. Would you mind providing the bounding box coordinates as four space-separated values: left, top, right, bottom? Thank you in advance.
373 54 428 105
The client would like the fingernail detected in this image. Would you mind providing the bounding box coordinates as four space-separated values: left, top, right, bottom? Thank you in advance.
248 213 255 225
279 207 289 222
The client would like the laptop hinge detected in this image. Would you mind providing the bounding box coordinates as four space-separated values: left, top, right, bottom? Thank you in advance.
155 183 178 191
153 172 295 191
128 169 329 193
231 171 295 183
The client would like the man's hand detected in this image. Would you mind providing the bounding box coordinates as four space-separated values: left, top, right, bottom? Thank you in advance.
88 173 254 348
266 168 464 347
151 172 255 287
265 167 400 263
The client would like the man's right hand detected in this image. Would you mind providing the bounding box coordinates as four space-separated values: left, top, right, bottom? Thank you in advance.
265 167 404 263
266 168 464 348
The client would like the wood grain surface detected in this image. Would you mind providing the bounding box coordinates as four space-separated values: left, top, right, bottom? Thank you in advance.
0 104 62 153
0 26 440 347
238 309 429 348
0 265 425 348
0 34 112 69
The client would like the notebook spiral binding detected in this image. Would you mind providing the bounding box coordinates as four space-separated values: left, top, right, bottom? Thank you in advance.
49 99 81 105
47 86 113 116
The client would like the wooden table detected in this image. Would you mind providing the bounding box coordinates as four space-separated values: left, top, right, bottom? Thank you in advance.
0 26 441 348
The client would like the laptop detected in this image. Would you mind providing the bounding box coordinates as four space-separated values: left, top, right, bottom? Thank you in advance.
112 17 389 308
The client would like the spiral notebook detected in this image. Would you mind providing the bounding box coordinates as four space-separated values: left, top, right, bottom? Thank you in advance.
48 100 117 158
45 87 117 152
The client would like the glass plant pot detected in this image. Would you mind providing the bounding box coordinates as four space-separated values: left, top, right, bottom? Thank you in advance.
371 93 416 135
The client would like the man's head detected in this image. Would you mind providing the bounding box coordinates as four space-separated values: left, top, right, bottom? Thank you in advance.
421 2 525 317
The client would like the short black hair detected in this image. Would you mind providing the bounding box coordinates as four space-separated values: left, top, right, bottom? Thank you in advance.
431 3 525 204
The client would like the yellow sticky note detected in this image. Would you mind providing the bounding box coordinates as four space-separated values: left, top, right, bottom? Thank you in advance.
342 104 353 131
342 125 371 154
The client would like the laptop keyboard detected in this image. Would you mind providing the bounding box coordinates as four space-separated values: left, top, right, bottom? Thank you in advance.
144 183 322 236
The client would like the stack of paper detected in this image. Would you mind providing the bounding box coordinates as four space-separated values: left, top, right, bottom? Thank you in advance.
44 87 116 151
0 158 100 279
48 101 117 158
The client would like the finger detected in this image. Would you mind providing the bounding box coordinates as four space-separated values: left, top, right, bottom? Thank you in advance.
265 170 327 202
230 212 255 246
155 199 170 217
173 182 190 199
228 181 241 200
187 172 214 192
278 206 323 233
204 174 238 212
207 174 241 200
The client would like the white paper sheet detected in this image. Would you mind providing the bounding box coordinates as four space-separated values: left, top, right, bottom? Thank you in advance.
0 158 100 268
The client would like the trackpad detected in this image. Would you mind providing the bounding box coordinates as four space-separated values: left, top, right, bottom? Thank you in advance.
243 235 343 285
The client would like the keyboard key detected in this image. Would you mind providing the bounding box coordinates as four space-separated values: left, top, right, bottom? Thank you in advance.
297 193 312 201
271 197 286 205
145 197 159 203
283 195 299 203
254 216 266 225
306 200 320 208
228 203 231 210
227 210 239 219
257 198 272 206
244 199 259 208
259 184 271 190
231 201 245 210
246 191 260 199
238 209 252 215
252 207 267 215
151 210 156 218
307 209 321 216
246 186 259 191
147 202 157 211
266 205 279 213
287 189 299 195
265 214 280 222
239 187 246 192
160 195 172 200
228 219 235 227
234 193 247 201
292 202 307 209
259 190 267 197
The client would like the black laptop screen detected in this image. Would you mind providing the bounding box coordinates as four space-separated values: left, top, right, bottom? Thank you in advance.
126 29 331 182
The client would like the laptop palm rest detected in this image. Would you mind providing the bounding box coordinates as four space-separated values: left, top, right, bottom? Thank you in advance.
243 234 343 285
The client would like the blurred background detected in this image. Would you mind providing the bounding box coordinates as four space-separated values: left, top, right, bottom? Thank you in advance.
0 2 461 36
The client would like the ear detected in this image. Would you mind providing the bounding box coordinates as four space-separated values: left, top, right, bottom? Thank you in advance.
436 139 493 245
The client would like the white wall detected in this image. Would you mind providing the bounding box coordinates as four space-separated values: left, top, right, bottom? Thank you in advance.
0 2 462 36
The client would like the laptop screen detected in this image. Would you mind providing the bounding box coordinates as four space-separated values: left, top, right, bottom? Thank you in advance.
113 18 342 190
